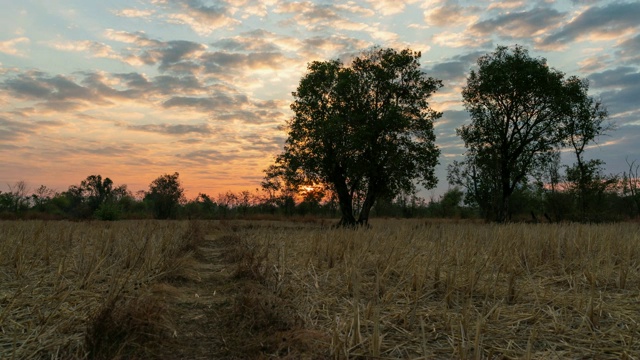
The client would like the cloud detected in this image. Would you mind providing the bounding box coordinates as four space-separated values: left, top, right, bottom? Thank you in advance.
0 37 30 57
487 1 526 11
119 37 207 71
589 66 640 89
578 53 611 73
425 3 479 27
1 71 112 112
49 40 119 59
127 123 213 135
274 1 369 32
157 0 240 35
104 29 162 49
365 0 417 15
426 51 485 85
212 30 285 52
432 31 492 49
176 148 247 164
588 66 640 118
0 116 65 142
542 2 640 47
299 35 370 59
0 69 212 113
162 94 246 112
104 30 298 82
200 51 292 74
471 7 566 39
0 116 35 141
616 34 640 64
112 8 155 19
435 110 469 147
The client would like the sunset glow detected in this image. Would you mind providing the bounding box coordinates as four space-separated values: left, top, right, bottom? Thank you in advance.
1 1 638 199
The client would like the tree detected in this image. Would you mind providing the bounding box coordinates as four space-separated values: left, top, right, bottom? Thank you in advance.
31 185 56 212
436 187 465 218
1 181 30 214
448 45 608 222
563 81 612 219
145 172 185 219
80 175 114 213
267 47 442 226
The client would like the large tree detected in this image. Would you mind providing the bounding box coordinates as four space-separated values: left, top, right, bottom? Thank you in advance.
449 45 608 222
266 47 442 226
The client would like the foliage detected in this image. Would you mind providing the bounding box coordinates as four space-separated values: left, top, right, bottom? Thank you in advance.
268 47 442 226
0 181 30 215
145 172 185 219
449 45 610 222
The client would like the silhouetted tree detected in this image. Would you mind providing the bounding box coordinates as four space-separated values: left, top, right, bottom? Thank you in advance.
31 185 56 212
449 45 608 222
81 175 114 212
0 181 30 214
267 47 442 226
437 187 465 218
145 172 185 219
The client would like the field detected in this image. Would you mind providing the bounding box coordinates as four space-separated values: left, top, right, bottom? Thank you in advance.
1 219 640 359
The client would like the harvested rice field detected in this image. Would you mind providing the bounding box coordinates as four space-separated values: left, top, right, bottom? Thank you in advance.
1 219 640 359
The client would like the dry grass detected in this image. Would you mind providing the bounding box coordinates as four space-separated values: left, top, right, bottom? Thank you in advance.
2 219 640 359
0 220 207 359
236 219 640 359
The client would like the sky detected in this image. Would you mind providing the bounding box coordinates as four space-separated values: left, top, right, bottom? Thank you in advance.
1 0 639 200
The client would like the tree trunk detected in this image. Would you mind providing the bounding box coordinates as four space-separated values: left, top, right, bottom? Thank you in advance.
498 182 511 223
357 190 376 226
332 178 356 227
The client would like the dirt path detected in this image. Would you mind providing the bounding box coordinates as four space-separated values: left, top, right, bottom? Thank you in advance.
154 230 325 359
163 233 240 359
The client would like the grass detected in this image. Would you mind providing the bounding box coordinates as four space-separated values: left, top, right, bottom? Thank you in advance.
1 219 639 358
0 220 206 359
238 219 640 359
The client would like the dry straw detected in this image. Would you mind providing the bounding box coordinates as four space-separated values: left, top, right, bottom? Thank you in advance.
239 219 640 359
2 219 640 358
0 220 206 359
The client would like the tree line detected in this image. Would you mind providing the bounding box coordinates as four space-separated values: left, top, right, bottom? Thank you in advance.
2 45 639 223
0 173 463 220
1 166 638 222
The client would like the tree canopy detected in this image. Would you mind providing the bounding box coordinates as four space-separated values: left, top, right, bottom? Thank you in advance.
145 172 185 219
448 45 609 222
266 47 442 226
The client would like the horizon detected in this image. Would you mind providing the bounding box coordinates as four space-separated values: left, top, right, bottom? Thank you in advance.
1 1 639 200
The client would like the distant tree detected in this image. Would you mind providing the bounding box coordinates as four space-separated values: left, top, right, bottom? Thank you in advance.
267 47 442 226
31 185 56 212
145 172 185 219
448 45 608 222
80 175 115 213
565 160 618 220
0 181 30 214
531 151 567 221
184 193 217 219
297 186 326 216
237 190 253 216
262 165 299 216
437 187 465 218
